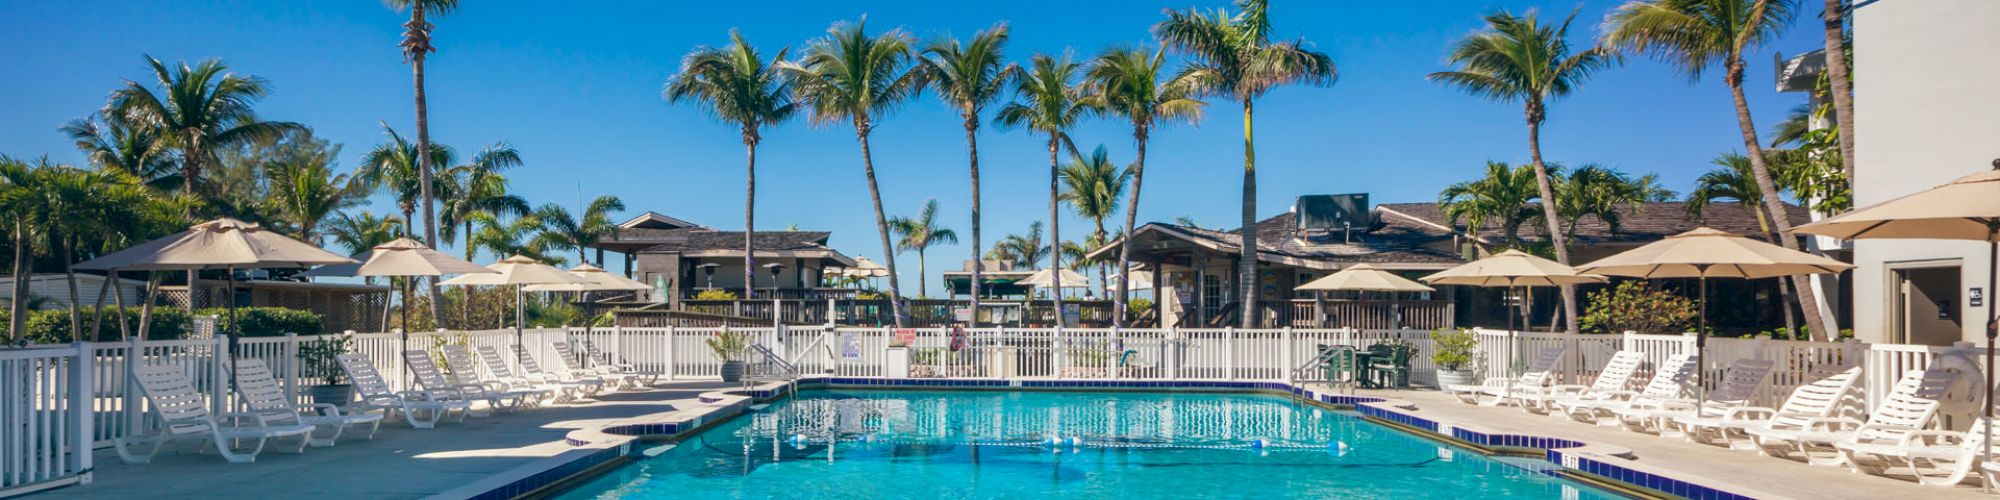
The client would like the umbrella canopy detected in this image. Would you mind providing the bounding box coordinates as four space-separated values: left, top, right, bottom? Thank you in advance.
1298 264 1434 292
837 256 890 278
1792 168 2000 240
523 263 652 292
1574 227 1852 278
1017 268 1090 289
301 238 494 278
438 255 587 286
75 217 355 271
1109 271 1155 291
1420 250 1605 287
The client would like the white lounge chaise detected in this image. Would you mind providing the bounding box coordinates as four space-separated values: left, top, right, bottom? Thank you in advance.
1746 368 1956 466
236 358 383 447
1555 353 1696 426
1612 357 1775 436
518 344 608 395
114 364 315 464
443 344 552 408
1835 417 1993 486
1442 346 1567 407
1671 366 1862 450
552 341 636 389
479 345 590 404
336 352 470 429
404 349 510 415
581 339 665 387
1511 351 1645 415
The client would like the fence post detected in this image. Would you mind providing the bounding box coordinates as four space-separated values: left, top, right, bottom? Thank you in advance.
1282 326 1295 381
664 325 677 380
1225 326 1237 381
610 324 624 368
70 341 95 482
210 334 229 415
1166 326 1180 379
124 333 143 439
283 333 300 405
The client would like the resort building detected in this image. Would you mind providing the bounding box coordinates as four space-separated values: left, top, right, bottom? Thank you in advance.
1846 0 2000 346
588 212 858 306
1093 194 1811 330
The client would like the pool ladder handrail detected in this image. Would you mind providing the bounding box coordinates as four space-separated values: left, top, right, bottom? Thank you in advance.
745 343 802 394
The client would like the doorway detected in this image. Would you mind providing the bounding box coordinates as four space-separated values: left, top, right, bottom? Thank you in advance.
1892 264 1961 346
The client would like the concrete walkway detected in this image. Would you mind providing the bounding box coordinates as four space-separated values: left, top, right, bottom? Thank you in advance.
1361 388 1990 499
39 381 736 499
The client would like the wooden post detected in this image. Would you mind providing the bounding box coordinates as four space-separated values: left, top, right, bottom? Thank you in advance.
71 341 95 481
1195 254 1208 326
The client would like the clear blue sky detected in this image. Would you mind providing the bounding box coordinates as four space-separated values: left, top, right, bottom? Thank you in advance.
0 1 1829 292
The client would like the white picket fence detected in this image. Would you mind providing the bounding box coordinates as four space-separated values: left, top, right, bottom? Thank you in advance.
0 324 1987 495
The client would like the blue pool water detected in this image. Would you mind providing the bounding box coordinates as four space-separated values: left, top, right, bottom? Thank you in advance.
557 390 1620 499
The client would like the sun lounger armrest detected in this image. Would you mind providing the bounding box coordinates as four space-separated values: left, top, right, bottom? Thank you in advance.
1592 389 1640 400
1719 406 1778 421
1546 384 1589 396
1799 416 1864 431
219 412 274 427
1893 429 1965 448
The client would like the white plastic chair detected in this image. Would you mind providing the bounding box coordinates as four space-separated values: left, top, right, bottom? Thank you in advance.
1556 353 1696 425
1747 368 1956 466
235 358 383 447
336 352 468 429
1671 366 1862 450
114 364 314 464
1443 346 1566 407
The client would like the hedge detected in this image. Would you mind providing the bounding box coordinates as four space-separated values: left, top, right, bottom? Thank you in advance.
5 306 320 344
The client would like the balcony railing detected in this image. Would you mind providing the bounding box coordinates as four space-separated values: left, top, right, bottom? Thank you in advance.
616 298 1118 328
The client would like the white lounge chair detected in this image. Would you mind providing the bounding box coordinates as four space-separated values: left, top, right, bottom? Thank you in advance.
1746 368 1956 466
581 339 664 387
1835 417 1993 486
478 345 589 404
513 344 606 397
235 358 383 447
404 349 511 415
1511 351 1645 415
1612 357 1775 436
1671 366 1863 450
1555 353 1696 426
552 341 636 389
443 344 552 408
336 352 470 429
1443 346 1567 406
113 364 315 464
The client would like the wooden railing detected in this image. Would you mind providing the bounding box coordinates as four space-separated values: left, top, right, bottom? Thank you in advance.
1271 300 1455 330
627 298 1117 328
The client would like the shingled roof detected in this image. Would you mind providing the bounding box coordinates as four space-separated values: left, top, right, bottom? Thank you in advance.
1377 201 1810 245
630 228 833 253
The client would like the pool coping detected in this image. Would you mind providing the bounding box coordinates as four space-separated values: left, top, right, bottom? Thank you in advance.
463 377 1774 500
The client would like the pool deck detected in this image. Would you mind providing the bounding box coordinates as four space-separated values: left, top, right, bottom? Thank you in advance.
1353 387 1990 500
39 380 741 500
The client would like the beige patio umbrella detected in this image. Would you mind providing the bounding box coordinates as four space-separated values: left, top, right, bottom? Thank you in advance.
1423 250 1604 381
522 263 652 293
1792 164 2000 470
302 238 495 378
439 255 587 355
1576 227 1851 400
1298 264 1434 328
1018 268 1090 289
1110 270 1155 291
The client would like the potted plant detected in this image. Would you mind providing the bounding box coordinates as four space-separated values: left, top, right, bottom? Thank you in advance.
298 334 354 406
708 328 751 382
1429 328 1479 388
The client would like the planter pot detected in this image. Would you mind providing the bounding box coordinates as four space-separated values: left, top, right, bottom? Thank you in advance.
308 384 353 407
1434 369 1475 388
719 360 745 382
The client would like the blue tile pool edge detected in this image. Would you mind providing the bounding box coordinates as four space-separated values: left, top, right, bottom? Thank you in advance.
473 378 1756 500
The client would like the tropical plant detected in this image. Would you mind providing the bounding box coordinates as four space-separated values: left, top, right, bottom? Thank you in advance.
0 157 38 340
1429 9 1615 333
32 164 155 339
325 211 406 257
1602 0 1830 340
529 195 625 266
1085 47 1204 326
666 30 798 300
1429 329 1479 371
1440 161 1541 248
988 221 1050 269
468 212 558 265
921 23 1020 326
439 142 527 261
1817 0 1855 184
996 52 1090 325
265 157 365 243
358 124 456 240
887 199 957 298
386 0 460 252
694 289 739 301
706 328 752 362
298 334 353 385
60 112 177 191
1551 164 1652 239
1579 280 1700 334
109 55 303 201
1157 0 1336 328
782 18 924 322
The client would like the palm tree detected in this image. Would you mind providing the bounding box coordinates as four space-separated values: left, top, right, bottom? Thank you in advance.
326 211 406 255
469 212 559 265
988 221 1051 269
1428 9 1615 333
358 124 456 247
265 157 364 243
0 157 41 341
37 166 151 339
997 52 1090 326
1550 164 1651 239
1085 47 1204 326
1157 0 1336 328
440 143 528 261
1440 161 1541 248
386 0 460 252
1688 151 1805 334
1819 0 1855 183
60 113 177 191
921 23 1020 326
109 55 302 201
1603 0 1830 339
530 196 625 266
1059 145 1132 296
666 30 798 299
782 18 924 323
886 199 957 299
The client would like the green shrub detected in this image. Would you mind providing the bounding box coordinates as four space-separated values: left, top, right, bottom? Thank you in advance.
1429 328 1478 371
197 307 323 337
1128 298 1154 320
1579 281 1699 334
694 289 739 301
14 307 192 344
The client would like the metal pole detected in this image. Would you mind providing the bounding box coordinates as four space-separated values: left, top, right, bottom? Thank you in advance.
1696 269 1709 403
1984 226 1996 485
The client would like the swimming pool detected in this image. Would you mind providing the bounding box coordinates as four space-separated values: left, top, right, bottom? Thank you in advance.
557 390 1620 499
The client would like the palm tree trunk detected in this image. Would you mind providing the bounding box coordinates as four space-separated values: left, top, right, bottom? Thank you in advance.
10 220 31 342
917 248 927 298
1526 114 1579 333
409 2 444 331
1047 134 1066 328
1095 221 1109 299
1726 63 1831 341
463 220 475 327
965 118 982 329
1115 127 1150 328
744 135 758 301
1748 207 1801 336
1823 0 1856 182
64 238 83 341
856 122 906 327
1238 98 1260 328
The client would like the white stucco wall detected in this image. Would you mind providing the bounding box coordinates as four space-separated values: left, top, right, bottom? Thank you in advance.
1851 0 2000 344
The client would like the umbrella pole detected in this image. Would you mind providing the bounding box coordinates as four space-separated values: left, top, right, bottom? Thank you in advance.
1985 228 1997 487
515 285 526 363
1697 272 1709 403
226 265 239 396
401 277 412 388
